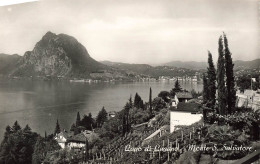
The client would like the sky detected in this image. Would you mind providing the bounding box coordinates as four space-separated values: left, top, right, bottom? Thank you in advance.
0 0 259 64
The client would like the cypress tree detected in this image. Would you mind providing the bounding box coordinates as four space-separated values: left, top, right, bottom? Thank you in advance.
76 112 81 127
207 51 217 107
202 73 209 105
124 102 131 132
174 78 182 92
54 119 61 135
122 102 131 134
223 33 236 114
217 35 227 115
149 87 152 115
170 78 182 96
134 93 140 108
129 95 133 108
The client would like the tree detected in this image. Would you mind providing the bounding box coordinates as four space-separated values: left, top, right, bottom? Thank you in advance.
158 91 170 103
152 97 166 111
76 112 81 127
207 51 217 107
12 120 21 132
174 78 182 91
0 124 39 164
139 100 144 110
203 73 209 104
54 119 61 135
70 123 76 132
0 125 11 149
32 136 60 164
217 35 227 115
80 113 95 130
44 131 47 140
223 33 236 114
23 124 32 132
149 87 152 115
32 137 46 164
237 75 259 92
122 110 126 135
96 107 108 127
134 93 144 109
129 95 133 108
170 79 182 96
122 102 131 134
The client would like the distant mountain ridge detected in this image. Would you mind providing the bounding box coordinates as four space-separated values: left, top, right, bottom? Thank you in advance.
0 53 22 75
100 61 197 78
101 60 152 73
163 59 260 70
162 61 207 70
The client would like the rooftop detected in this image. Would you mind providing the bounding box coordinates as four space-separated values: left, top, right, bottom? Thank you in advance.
176 92 193 99
68 133 86 143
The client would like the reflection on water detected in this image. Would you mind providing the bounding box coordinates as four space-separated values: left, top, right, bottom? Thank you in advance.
0 80 202 139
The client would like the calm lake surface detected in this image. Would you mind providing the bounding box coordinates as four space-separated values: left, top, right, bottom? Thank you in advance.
0 80 202 139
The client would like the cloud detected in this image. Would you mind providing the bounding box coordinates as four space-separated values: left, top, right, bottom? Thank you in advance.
0 0 258 64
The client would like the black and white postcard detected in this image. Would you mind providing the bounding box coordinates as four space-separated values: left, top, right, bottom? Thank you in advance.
0 0 259 163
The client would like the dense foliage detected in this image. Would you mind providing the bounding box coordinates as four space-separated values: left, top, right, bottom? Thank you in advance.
0 121 60 164
32 136 60 164
236 74 260 92
134 93 144 109
96 107 108 128
158 91 170 103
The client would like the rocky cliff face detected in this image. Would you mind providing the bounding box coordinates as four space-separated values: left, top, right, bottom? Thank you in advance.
12 31 106 77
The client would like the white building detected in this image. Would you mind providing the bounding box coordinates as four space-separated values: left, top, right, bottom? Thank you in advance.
54 131 89 149
169 102 202 133
236 89 260 111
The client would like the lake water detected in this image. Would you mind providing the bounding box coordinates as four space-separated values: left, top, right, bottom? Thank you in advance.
0 80 202 139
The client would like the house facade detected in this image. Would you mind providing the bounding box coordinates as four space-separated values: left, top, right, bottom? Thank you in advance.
169 95 179 107
54 131 86 149
236 89 260 111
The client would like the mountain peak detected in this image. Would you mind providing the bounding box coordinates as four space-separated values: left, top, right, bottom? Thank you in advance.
9 32 106 77
42 31 56 39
